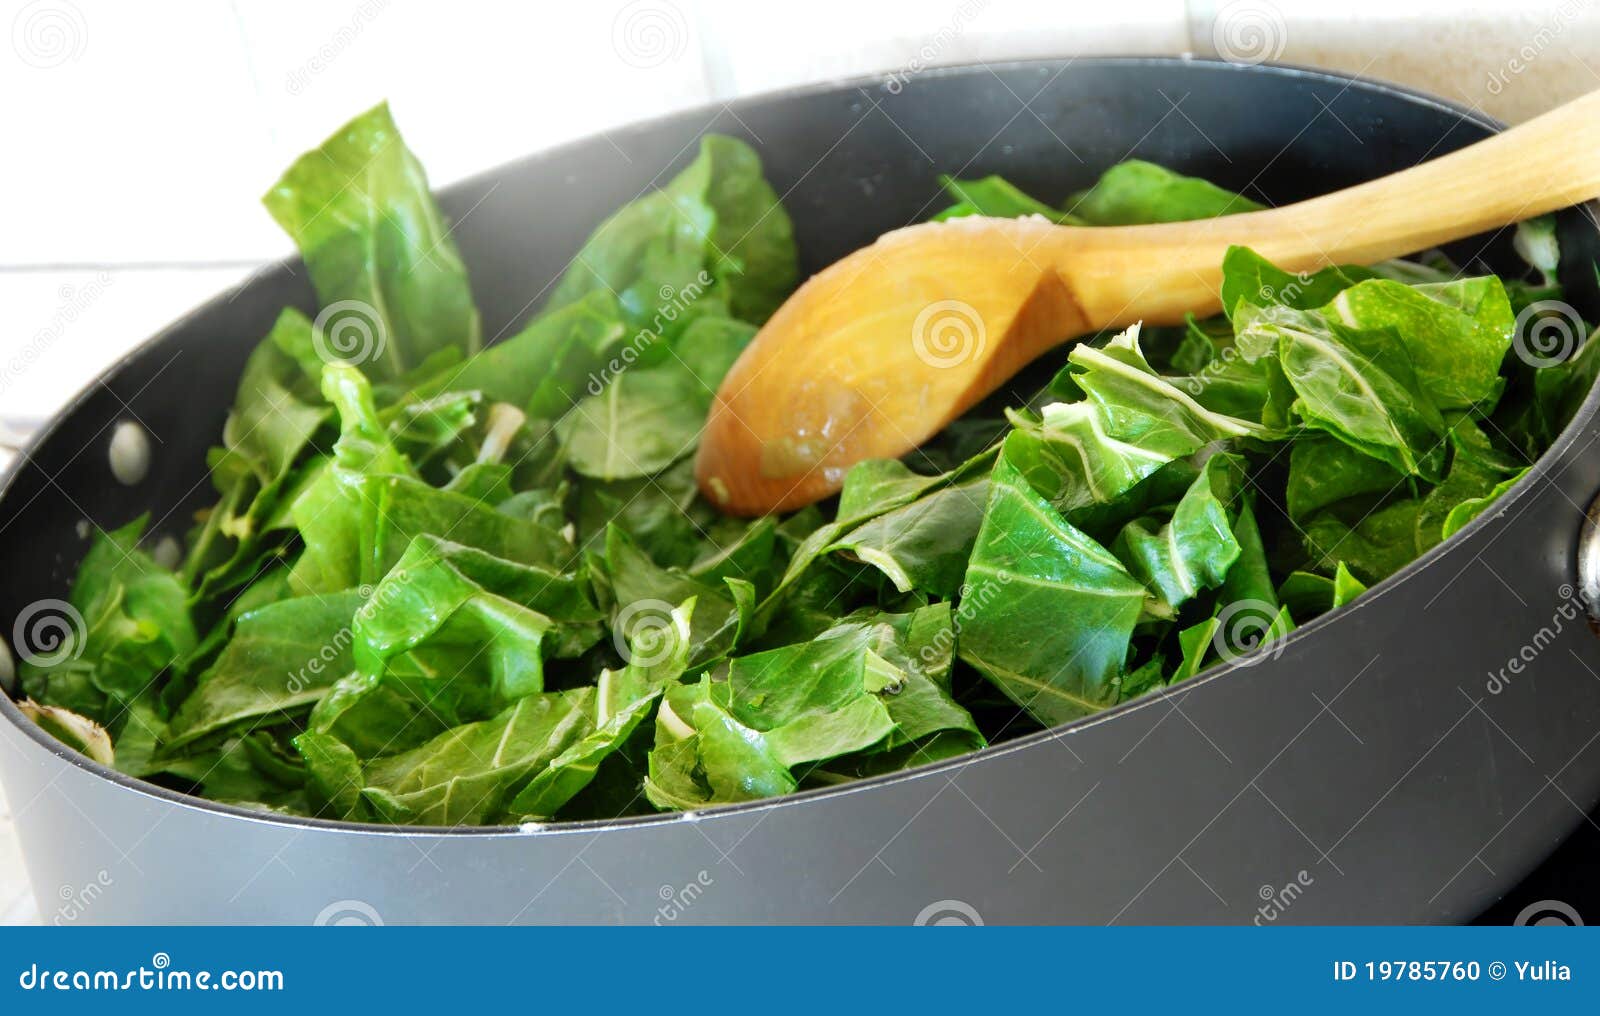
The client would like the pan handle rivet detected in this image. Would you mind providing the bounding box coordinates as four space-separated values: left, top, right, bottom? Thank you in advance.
1577 489 1600 627
108 421 150 486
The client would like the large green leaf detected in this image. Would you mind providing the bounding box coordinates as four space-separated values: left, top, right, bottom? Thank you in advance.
1415 416 1524 550
1111 454 1243 618
1325 277 1513 411
600 525 754 667
824 478 989 597
507 599 696 819
354 536 600 709
1442 470 1530 539
359 689 595 825
1220 246 1380 320
1000 401 1171 513
1068 161 1263 225
933 174 1084 224
1301 498 1427 584
550 134 797 329
426 290 627 417
1284 435 1405 522
20 518 197 728
1069 325 1274 457
289 365 573 593
757 447 997 623
957 457 1146 725
263 102 480 379
164 590 365 753
304 536 601 757
643 609 979 810
556 362 704 481
1278 562 1367 620
184 310 334 602
1235 302 1446 478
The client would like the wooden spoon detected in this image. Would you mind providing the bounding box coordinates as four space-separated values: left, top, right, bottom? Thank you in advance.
695 88 1600 516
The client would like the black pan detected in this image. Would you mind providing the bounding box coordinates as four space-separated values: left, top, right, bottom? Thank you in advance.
3 57 1599 924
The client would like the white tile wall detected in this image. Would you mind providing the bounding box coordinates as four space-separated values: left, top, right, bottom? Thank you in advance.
3 0 1598 924
695 0 1191 96
0 266 255 422
1193 1 1600 124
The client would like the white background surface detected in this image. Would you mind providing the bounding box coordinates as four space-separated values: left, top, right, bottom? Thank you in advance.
3 0 1599 923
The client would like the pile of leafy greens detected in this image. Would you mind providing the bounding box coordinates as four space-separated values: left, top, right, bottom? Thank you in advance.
15 104 1595 826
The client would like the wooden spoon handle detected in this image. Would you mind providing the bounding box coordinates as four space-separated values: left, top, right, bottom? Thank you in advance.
1061 88 1600 332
